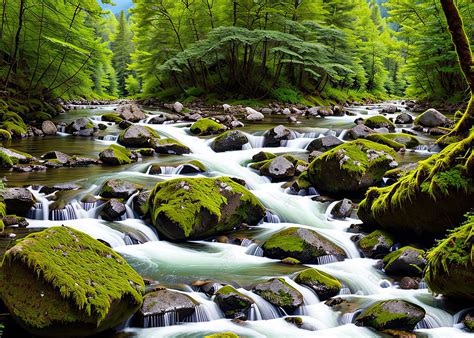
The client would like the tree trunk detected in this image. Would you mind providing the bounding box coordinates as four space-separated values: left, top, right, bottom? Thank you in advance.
4 0 25 90
439 0 474 142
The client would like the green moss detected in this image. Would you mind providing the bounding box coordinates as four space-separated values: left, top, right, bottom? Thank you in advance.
136 148 155 156
366 134 406 150
29 111 52 122
118 125 160 145
0 150 16 167
295 268 342 290
101 114 123 123
383 246 425 273
0 129 12 140
297 171 312 189
264 228 305 253
0 112 27 136
357 300 422 330
255 278 300 308
204 333 239 338
364 116 395 130
0 226 144 329
190 118 226 136
107 144 133 165
359 230 394 251
148 177 265 239
424 215 473 299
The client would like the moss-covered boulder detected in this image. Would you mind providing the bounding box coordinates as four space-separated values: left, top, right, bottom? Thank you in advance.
0 147 33 168
212 131 248 152
262 227 346 263
147 177 265 240
253 278 303 312
118 125 160 147
190 118 226 136
214 285 254 319
99 179 143 199
99 144 135 165
150 137 191 155
358 230 394 258
307 136 343 153
366 133 420 150
101 113 123 123
414 108 452 128
355 300 425 331
307 140 397 197
383 246 426 277
0 227 144 336
294 268 342 300
424 216 474 300
363 116 395 131
252 151 276 162
358 134 474 241
136 289 197 327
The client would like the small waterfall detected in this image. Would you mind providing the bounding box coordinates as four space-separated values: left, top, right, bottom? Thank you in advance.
286 138 313 149
27 188 51 220
91 116 101 121
50 204 78 221
340 311 362 325
416 145 430 151
317 255 342 265
418 279 428 289
415 314 442 330
27 202 45 219
81 200 101 211
245 243 264 257
143 312 177 328
264 211 281 223
242 134 265 149
338 286 352 295
338 130 349 140
238 289 284 320
102 135 118 142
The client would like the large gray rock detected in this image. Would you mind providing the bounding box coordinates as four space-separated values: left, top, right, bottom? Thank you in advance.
246 107 264 121
41 151 71 164
212 131 248 152
99 179 142 199
41 120 57 135
118 104 146 122
307 136 343 152
260 156 295 181
65 118 97 136
349 124 375 139
214 285 254 319
264 125 295 147
118 125 159 147
415 108 453 128
330 199 354 219
101 199 126 221
3 188 36 215
395 113 413 124
253 278 303 312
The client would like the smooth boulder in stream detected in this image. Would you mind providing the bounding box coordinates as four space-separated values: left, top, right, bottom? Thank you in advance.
147 177 266 240
307 140 397 197
3 188 36 215
214 285 254 319
253 278 303 312
118 125 160 147
294 268 342 300
0 226 144 336
262 227 346 263
211 130 248 152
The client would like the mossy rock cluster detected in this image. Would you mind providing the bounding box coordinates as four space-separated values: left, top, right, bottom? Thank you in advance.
294 268 342 300
214 285 254 319
358 133 474 241
424 215 474 300
355 300 425 331
307 139 397 197
0 227 144 336
253 278 303 312
190 118 226 136
262 227 346 263
366 133 420 150
363 116 395 131
147 177 266 240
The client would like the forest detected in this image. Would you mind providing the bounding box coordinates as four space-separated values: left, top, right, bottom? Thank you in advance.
0 0 473 337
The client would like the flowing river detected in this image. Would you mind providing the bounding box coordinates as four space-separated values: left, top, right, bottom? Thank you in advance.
1 102 470 337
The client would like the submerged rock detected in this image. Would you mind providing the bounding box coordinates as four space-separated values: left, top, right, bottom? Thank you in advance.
306 140 397 197
214 285 254 319
253 278 303 312
424 216 474 300
147 177 265 240
294 268 342 300
262 227 346 263
99 179 142 199
383 247 426 277
190 118 226 136
355 300 425 331
212 131 248 152
3 188 36 216
118 125 160 147
39 183 80 195
0 226 144 336
41 150 71 164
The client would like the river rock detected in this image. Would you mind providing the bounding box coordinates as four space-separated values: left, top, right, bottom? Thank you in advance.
364 116 395 131
173 102 184 113
149 160 205 175
263 125 295 147
246 108 264 121
395 113 413 124
308 151 324 163
262 227 346 263
350 124 375 139
260 156 295 181
133 191 150 217
99 179 142 199
39 183 80 195
253 278 303 312
358 230 394 258
118 104 146 122
3 188 36 215
424 218 474 300
118 125 160 147
0 226 144 336
101 113 123 123
399 277 419 290
464 313 474 331
383 247 426 276
306 140 397 197
101 199 126 221
212 131 248 152
150 137 191 155
294 268 342 300
41 151 71 165
0 215 29 228
147 177 265 240
414 108 453 128
190 118 226 136
355 300 425 331
214 285 254 319
381 104 398 114
65 117 97 136
252 151 276 162
41 120 57 135
137 289 197 327
307 136 343 153
99 144 135 165
330 199 354 219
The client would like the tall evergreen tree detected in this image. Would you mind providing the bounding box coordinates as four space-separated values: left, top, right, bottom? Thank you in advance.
111 11 134 95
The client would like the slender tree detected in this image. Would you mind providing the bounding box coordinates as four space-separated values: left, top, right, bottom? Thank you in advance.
111 10 134 95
